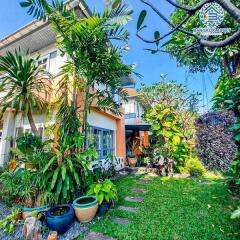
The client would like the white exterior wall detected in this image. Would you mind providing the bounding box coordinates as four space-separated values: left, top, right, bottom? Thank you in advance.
0 111 55 166
87 111 117 131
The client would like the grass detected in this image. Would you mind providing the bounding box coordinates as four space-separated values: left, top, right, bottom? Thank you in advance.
79 175 240 240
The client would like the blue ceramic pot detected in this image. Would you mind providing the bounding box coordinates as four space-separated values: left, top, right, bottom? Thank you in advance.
46 204 75 234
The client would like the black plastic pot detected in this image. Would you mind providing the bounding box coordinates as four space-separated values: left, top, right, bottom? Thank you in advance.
97 202 111 217
46 204 75 234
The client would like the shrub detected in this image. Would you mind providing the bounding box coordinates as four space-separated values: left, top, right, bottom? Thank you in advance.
87 179 117 204
16 132 43 153
185 158 206 177
195 110 237 172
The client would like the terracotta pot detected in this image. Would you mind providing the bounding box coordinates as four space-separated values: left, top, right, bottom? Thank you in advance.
72 196 98 223
128 157 137 167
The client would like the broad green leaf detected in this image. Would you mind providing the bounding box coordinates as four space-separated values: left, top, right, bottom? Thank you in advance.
137 10 147 31
61 163 67 181
98 191 104 204
154 31 160 46
231 208 240 219
51 167 60 190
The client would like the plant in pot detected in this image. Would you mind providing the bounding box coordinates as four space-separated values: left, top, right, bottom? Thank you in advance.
87 179 117 217
45 204 75 234
1 142 55 219
72 195 98 223
127 140 139 167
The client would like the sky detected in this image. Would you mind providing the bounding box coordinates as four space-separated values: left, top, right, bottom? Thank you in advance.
0 0 220 112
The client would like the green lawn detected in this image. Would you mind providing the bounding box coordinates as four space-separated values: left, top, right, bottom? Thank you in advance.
80 175 240 240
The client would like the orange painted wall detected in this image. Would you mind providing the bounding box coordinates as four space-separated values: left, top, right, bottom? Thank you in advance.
116 117 126 160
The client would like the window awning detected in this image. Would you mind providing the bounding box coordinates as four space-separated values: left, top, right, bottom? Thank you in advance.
125 123 151 131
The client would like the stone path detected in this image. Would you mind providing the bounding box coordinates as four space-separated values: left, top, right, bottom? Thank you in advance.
84 231 115 240
83 177 150 239
111 217 131 225
137 180 149 185
131 188 147 193
117 206 138 213
125 196 144 203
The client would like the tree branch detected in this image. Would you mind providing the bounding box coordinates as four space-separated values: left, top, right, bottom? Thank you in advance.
217 0 240 23
199 30 240 47
136 14 192 43
165 0 213 13
140 0 198 39
144 41 199 53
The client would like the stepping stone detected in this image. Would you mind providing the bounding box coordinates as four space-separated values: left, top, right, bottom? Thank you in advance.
118 206 138 213
125 196 144 203
131 188 147 193
84 231 115 240
111 217 131 225
137 180 149 184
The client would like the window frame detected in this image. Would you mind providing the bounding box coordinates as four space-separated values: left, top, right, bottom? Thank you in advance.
87 126 114 160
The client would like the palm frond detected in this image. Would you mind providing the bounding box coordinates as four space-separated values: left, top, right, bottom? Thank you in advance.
108 4 133 26
20 0 49 21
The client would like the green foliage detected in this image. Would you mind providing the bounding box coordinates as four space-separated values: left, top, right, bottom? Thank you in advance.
138 80 199 169
213 74 240 112
166 0 240 73
0 150 55 207
16 132 43 153
0 208 21 234
43 131 97 204
184 158 206 177
87 179 117 205
231 208 240 219
0 49 51 134
137 10 147 31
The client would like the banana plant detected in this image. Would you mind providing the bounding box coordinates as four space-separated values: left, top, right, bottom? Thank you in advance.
43 132 97 203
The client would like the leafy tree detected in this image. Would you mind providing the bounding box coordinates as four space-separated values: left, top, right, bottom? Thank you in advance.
21 0 133 141
138 79 199 169
137 0 240 77
20 0 134 202
0 50 51 135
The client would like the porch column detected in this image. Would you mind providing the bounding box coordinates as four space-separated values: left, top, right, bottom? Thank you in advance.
116 117 126 161
143 131 149 147
0 111 15 166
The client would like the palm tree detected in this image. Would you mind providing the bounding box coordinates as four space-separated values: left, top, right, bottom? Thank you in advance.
0 50 51 135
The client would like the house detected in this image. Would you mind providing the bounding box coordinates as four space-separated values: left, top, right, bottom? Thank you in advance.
0 0 135 168
122 88 151 157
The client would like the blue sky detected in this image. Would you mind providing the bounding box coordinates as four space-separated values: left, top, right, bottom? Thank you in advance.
0 0 220 112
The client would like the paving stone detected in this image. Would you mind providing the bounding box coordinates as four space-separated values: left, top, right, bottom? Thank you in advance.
131 188 147 193
125 196 144 203
84 231 115 240
111 217 131 225
118 206 138 213
137 180 149 184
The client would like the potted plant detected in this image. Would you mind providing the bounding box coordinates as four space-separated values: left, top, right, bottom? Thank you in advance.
127 140 139 167
87 179 117 216
72 196 98 223
46 204 75 234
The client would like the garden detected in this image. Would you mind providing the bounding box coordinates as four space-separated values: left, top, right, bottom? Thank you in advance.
0 0 240 239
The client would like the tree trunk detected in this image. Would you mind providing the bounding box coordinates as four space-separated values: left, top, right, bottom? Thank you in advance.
27 108 38 136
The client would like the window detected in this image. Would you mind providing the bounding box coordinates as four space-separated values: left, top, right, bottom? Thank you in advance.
37 50 58 74
87 126 114 159
124 102 135 114
38 57 48 70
